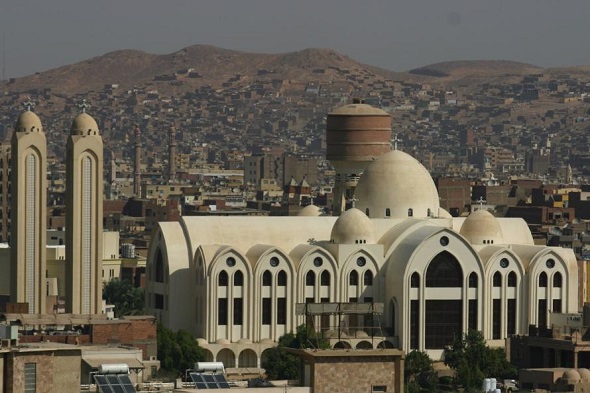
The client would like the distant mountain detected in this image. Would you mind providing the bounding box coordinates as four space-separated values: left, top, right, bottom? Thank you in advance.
1 45 413 95
409 60 543 80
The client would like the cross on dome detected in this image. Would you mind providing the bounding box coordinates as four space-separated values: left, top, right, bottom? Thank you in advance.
23 98 35 112
391 133 403 150
78 99 91 113
476 196 486 209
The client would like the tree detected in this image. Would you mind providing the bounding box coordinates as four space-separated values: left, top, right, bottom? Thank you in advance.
262 324 329 380
405 350 438 393
443 330 517 392
102 278 144 318
157 323 205 379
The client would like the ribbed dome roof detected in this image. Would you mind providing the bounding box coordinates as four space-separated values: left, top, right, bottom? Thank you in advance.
15 111 42 133
354 150 440 219
578 369 590 382
460 210 504 245
298 205 323 217
329 103 388 116
70 113 99 136
330 208 375 244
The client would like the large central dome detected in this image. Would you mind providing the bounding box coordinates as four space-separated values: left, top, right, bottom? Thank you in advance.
354 150 440 219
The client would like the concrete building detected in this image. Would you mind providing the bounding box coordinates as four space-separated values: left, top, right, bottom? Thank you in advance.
65 111 103 314
10 106 47 314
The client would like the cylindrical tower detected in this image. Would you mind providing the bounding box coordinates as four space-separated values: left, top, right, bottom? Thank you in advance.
168 124 177 182
133 124 141 196
326 101 391 214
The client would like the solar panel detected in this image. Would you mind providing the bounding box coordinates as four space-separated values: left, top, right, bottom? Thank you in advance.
190 372 230 389
94 374 136 393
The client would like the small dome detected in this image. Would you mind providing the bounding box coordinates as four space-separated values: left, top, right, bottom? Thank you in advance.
578 369 590 381
329 103 388 116
323 330 338 339
330 208 375 244
70 113 99 136
460 210 504 245
259 338 274 344
215 338 230 345
562 369 581 383
355 150 440 219
15 111 42 133
354 331 369 338
298 205 322 217
197 338 208 346
237 338 252 344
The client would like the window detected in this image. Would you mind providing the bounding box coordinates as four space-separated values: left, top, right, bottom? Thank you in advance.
320 271 330 286
233 298 243 325
155 294 164 309
277 271 287 286
234 271 243 286
313 257 323 267
218 298 228 325
357 256 366 267
411 272 420 288
426 252 462 287
24 363 36 393
218 271 228 286
270 257 279 267
306 271 315 286
493 272 502 287
155 248 164 282
385 208 391 217
408 208 413 217
492 299 501 339
349 271 358 286
468 272 478 288
553 272 562 288
366 208 370 217
262 298 271 325
539 272 548 287
364 271 373 286
277 298 287 325
226 257 236 267
508 272 517 287
263 271 272 286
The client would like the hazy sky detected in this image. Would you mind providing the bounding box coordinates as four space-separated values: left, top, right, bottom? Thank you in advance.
2 0 590 79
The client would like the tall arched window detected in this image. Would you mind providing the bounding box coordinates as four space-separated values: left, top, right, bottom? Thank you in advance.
262 271 272 286
155 248 164 283
277 271 287 286
539 272 548 287
410 272 420 288
218 271 228 286
553 272 562 288
365 208 370 217
385 208 391 217
426 251 462 287
321 271 330 286
306 271 315 286
493 272 502 287
364 271 373 286
408 208 413 217
349 271 358 286
234 271 243 286
508 272 517 287
468 272 478 288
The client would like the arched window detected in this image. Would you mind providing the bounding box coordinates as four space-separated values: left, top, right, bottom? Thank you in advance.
385 208 391 217
263 271 272 286
493 272 502 287
408 208 413 217
306 271 315 286
468 272 478 288
427 208 431 217
366 208 370 217
508 272 517 287
218 271 228 286
410 272 420 288
234 271 243 286
426 251 462 287
155 248 164 283
539 272 548 287
277 271 287 286
553 272 562 288
364 271 373 286
321 271 330 286
349 271 358 286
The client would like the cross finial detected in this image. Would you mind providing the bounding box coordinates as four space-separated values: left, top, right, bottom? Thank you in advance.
476 196 486 209
23 98 35 112
78 99 90 113
392 133 402 150
349 197 359 208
